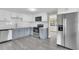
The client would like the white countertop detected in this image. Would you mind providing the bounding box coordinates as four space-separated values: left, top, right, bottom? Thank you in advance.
0 22 34 30
0 22 48 30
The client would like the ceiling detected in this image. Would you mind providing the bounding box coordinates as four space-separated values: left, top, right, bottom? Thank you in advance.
0 8 57 15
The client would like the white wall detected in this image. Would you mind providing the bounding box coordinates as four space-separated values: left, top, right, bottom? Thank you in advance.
0 10 33 27
0 10 33 22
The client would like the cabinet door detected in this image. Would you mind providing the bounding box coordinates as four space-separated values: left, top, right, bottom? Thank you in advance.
12 29 16 39
25 28 30 36
7 30 12 40
25 28 28 36
12 29 19 39
0 31 8 42
39 28 48 39
20 28 25 37
30 28 33 35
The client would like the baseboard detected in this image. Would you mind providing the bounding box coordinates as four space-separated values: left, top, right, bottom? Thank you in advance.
13 35 30 40
57 44 73 50
0 40 12 44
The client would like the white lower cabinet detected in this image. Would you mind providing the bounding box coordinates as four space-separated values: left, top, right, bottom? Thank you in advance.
0 30 9 42
12 28 32 39
7 30 12 40
0 28 33 42
39 28 48 39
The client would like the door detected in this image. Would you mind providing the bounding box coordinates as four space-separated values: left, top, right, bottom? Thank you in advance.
57 15 64 46
63 13 77 49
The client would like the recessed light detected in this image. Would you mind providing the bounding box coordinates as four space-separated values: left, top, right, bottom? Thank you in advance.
28 8 37 12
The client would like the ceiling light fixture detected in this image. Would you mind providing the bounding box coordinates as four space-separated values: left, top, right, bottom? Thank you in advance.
28 8 37 12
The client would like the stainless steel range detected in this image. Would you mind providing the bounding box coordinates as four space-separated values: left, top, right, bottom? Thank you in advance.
33 24 43 38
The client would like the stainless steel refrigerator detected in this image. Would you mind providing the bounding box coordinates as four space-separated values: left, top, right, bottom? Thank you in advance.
57 12 78 50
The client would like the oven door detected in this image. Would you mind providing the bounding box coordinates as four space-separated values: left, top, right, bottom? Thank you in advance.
33 27 39 33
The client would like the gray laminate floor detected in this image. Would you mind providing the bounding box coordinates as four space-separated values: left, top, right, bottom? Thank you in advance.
0 36 68 50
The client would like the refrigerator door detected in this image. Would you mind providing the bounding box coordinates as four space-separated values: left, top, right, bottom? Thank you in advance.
63 13 77 49
57 15 64 46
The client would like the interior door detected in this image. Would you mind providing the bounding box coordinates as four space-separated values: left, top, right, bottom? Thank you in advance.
63 13 77 49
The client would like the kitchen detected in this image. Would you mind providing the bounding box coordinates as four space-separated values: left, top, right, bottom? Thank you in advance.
0 8 54 50
0 9 50 40
0 8 79 50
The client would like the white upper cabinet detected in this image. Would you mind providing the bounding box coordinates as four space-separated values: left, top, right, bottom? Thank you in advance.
58 8 79 14
41 13 48 21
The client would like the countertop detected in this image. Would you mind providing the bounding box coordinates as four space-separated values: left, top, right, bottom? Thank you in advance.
0 26 33 31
